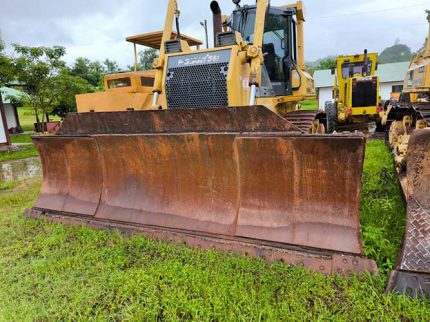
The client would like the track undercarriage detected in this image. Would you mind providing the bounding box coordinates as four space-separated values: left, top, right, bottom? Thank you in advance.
385 101 430 298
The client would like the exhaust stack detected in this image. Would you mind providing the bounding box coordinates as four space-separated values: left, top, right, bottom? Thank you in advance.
210 1 222 47
363 49 369 76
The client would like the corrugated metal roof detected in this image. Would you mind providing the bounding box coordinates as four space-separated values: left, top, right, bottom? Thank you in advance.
314 61 410 89
377 61 409 82
0 87 22 104
314 69 333 88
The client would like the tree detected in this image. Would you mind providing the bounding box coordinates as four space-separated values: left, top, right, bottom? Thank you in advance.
70 57 121 88
139 48 158 70
103 58 120 74
0 37 15 87
51 70 94 119
12 45 93 129
128 48 158 71
378 44 412 64
71 57 104 87
314 57 336 71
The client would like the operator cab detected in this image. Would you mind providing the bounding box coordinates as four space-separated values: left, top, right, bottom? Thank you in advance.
227 5 299 96
341 60 373 79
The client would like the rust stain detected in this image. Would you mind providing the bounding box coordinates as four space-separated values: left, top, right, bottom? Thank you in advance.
31 106 370 273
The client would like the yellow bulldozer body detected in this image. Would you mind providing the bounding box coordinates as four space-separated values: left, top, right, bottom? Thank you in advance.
76 71 156 113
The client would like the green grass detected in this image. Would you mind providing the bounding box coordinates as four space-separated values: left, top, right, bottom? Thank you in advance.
10 133 33 144
0 144 38 162
0 181 16 191
17 109 37 132
301 98 318 111
0 141 428 320
1 131 37 162
17 108 61 132
360 140 406 274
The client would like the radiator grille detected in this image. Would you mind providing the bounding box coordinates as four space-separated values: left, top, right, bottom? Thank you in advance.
166 63 229 109
352 80 377 107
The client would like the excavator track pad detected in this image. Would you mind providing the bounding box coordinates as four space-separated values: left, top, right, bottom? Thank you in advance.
387 129 430 298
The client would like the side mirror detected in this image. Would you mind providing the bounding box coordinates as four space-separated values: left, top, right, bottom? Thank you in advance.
375 62 378 71
331 67 335 75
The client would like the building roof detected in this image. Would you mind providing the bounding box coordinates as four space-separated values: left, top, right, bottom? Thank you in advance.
313 69 333 88
126 31 203 49
377 61 410 82
0 87 22 104
314 61 410 88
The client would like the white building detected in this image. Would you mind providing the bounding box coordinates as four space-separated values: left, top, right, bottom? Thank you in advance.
1 87 22 132
0 87 22 146
0 101 9 146
314 61 409 109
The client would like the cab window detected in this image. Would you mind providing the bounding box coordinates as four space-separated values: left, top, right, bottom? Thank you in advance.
341 62 372 78
108 77 131 89
141 77 154 87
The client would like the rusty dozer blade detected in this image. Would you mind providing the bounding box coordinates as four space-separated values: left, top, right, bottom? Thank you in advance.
387 129 430 298
28 106 377 274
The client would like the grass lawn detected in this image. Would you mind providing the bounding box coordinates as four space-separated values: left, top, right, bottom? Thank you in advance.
0 112 45 162
0 144 38 162
0 132 37 163
10 133 33 144
17 108 61 132
300 98 318 111
17 108 37 132
0 140 428 320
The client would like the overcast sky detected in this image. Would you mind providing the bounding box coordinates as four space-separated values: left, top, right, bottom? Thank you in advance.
1 0 429 68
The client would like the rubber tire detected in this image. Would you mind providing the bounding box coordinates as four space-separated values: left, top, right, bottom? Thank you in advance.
325 101 338 133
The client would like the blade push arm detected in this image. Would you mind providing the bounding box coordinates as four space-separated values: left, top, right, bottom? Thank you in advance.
282 1 305 70
247 0 267 104
152 0 178 107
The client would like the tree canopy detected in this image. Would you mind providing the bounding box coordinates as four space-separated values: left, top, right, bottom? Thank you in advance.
128 48 158 71
314 57 336 71
12 45 93 125
1 39 129 128
0 37 15 87
378 44 412 64
70 57 121 87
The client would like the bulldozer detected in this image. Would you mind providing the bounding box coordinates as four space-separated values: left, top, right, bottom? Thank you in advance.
26 0 378 275
325 51 385 132
383 10 430 298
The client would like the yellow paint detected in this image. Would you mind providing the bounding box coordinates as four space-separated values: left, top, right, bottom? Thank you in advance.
399 11 430 98
332 52 381 124
156 1 313 115
76 71 157 113
387 11 430 166
77 1 314 117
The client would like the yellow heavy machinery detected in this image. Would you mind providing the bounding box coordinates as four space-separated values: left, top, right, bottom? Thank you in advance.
26 1 378 275
76 70 156 112
76 31 203 112
325 51 384 132
384 10 430 297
